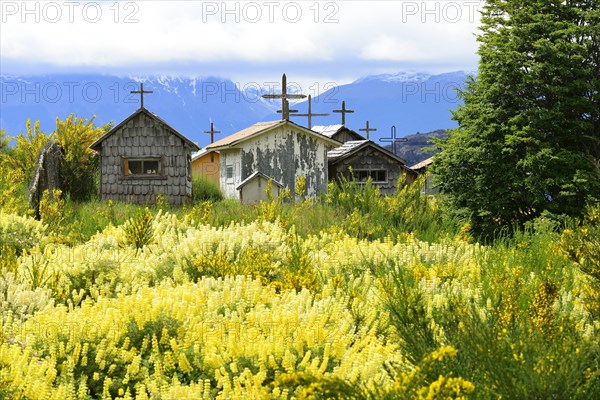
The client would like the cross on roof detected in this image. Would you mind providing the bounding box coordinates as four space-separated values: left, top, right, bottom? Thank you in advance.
204 122 221 162
277 99 298 119
333 100 354 126
262 73 306 120
130 83 153 109
289 95 330 129
359 120 377 140
379 125 408 155
204 121 221 144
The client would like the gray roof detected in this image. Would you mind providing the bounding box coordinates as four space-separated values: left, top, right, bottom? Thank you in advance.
327 140 369 160
327 139 410 167
236 171 284 190
90 107 199 151
311 124 344 138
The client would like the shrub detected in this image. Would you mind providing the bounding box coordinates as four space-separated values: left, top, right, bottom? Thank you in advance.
192 175 223 203
123 208 154 250
55 114 107 201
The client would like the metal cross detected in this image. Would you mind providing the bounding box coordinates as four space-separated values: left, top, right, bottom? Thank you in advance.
130 83 153 109
262 73 306 120
359 120 377 140
379 125 408 154
204 122 221 162
333 100 354 126
289 95 330 129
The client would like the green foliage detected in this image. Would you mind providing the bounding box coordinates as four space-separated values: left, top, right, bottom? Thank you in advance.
5 119 52 185
0 129 9 151
0 206 598 398
0 210 47 256
561 204 600 318
327 173 455 241
192 175 223 202
39 189 65 227
123 208 154 249
434 0 600 238
56 114 106 201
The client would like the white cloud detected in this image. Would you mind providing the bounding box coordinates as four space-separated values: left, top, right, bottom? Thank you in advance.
0 0 483 79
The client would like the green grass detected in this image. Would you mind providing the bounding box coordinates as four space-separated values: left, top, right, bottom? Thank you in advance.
192 175 223 202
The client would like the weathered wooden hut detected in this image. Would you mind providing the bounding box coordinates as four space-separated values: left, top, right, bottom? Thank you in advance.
90 107 199 204
328 140 418 196
205 120 339 200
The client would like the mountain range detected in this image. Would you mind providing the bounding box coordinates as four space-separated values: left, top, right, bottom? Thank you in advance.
0 71 469 150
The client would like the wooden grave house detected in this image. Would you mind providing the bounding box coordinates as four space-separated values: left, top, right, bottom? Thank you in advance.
91 94 199 204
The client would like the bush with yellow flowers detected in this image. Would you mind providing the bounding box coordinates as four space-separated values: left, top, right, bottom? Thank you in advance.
0 206 598 399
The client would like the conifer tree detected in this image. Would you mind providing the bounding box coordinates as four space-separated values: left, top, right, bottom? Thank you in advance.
434 0 600 236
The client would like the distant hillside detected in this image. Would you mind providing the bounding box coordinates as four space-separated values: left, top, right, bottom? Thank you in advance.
385 129 448 167
286 71 468 143
1 72 468 147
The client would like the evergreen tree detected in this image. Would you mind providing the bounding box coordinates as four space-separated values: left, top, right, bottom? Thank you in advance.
434 0 600 236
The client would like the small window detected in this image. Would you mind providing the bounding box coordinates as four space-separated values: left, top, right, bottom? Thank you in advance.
354 169 387 183
124 158 162 176
226 165 234 180
374 170 387 182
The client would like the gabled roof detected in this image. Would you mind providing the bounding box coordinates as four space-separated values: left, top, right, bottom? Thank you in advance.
206 120 340 151
311 124 344 138
90 107 199 151
410 156 434 171
236 171 284 190
328 140 408 166
312 124 366 141
192 148 219 162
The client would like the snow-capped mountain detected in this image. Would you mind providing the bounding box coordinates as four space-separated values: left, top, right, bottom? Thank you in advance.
354 71 431 84
0 71 471 147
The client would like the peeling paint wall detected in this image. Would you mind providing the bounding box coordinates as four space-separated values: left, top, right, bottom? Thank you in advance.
219 149 241 199
238 125 331 198
99 112 193 204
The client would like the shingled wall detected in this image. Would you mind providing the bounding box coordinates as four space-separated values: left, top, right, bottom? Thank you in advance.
98 111 193 204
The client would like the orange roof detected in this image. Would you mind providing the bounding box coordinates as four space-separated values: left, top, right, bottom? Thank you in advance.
205 121 284 149
205 120 340 150
410 156 434 171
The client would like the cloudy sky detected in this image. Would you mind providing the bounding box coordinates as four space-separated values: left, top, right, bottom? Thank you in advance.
1 0 482 90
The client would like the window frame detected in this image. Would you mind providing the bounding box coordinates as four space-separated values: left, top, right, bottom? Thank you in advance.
226 165 234 182
122 157 166 179
353 169 388 184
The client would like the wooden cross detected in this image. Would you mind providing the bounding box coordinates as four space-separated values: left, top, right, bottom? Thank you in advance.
379 125 408 154
277 99 298 119
359 120 377 140
289 95 330 129
130 83 153 109
333 100 354 126
204 122 221 162
204 122 220 144
262 73 306 120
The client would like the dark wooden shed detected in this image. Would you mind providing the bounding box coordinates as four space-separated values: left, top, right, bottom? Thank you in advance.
90 108 199 204
328 140 418 196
